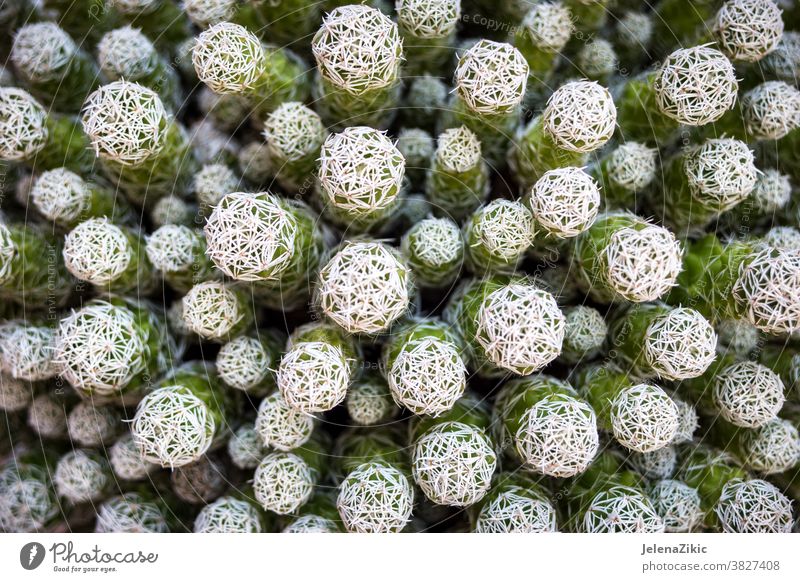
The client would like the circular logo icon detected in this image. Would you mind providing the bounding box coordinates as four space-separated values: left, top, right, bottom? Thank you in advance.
20 542 46 570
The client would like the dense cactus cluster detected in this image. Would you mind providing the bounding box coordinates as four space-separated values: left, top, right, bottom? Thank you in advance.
0 0 798 536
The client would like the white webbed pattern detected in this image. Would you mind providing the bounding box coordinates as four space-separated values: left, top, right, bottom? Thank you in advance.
715 318 759 356
762 227 800 251
337 462 414 533
0 324 56 381
583 485 665 533
0 88 48 161
742 81 800 140
608 142 658 191
471 199 535 260
31 168 92 224
610 383 679 453
277 341 350 413
543 81 616 153
97 26 157 80
264 102 326 162
397 0 460 38
644 308 717 381
743 419 800 474
455 40 529 115
284 515 338 533
715 479 793 533
346 379 395 425
67 402 118 447
474 488 558 533
109 433 157 481
95 494 168 533
630 446 677 479
146 224 198 273
713 361 785 428
0 467 57 532
578 39 617 78
436 126 482 173
227 424 267 470
194 497 262 533
618 12 653 49
404 217 462 268
649 479 702 533
714 0 784 62
734 248 800 334
63 218 133 285
217 336 270 391
12 23 75 82
183 0 237 28
54 450 109 504
750 169 792 214
562 305 607 361
521 2 574 51
182 281 245 340
672 398 698 443
151 195 192 227
253 453 315 515
194 163 238 208
476 284 565 375
255 391 315 450
683 139 758 211
192 22 265 94
529 167 600 238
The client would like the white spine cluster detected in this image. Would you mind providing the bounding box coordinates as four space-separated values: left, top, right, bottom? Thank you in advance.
192 22 265 94
318 242 411 334
543 81 616 153
337 462 414 533
54 450 110 504
604 221 683 302
183 0 237 28
649 479 702 533
182 281 246 340
401 217 462 282
715 479 793 533
63 218 133 286
0 88 48 161
132 385 215 468
611 383 679 453
55 302 147 395
397 0 460 38
30 168 92 225
194 163 238 208
630 446 677 479
643 308 718 380
277 341 351 413
11 22 75 83
217 336 271 392
255 391 315 450
469 200 535 262
0 375 32 411
529 167 600 238
608 142 658 191
655 46 738 126
742 81 800 140
109 433 157 480
97 26 157 80
521 2 574 51
194 497 263 533
578 39 617 78
253 452 315 515
318 127 405 216
455 40 529 115
741 418 800 474
346 379 395 425
561 305 607 363
67 402 118 447
204 191 297 282
474 488 558 533
583 485 665 533
0 466 57 532
150 195 193 227
82 81 168 165
713 361 785 427
672 397 699 443
750 169 792 214
733 248 800 334
0 324 56 381
171 456 226 504
264 102 326 162
515 395 599 477
145 224 198 273
95 494 169 533
312 6 402 95
388 336 467 416
27 394 67 438
412 421 497 506
476 283 565 375
762 226 800 251
284 515 339 533
714 0 784 62
683 139 758 211
436 126 482 173
226 424 265 470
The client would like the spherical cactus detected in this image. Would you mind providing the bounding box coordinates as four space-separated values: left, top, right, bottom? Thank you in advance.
255 391 315 451
527 167 601 239
337 462 414 533
714 0 784 63
715 479 793 533
454 40 529 115
194 496 263 533
543 80 616 153
226 423 267 470
649 479 703 533
109 433 157 481
713 361 785 428
54 449 111 504
95 493 169 533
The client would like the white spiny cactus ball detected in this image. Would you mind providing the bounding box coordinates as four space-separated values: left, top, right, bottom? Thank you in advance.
0 88 48 161
227 423 267 470
656 46 738 126
543 80 616 153
146 224 201 275
27 394 67 439
742 81 800 141
0 374 32 411
649 479 703 533
30 168 92 225
217 335 274 393
455 40 529 115
473 487 558 533
81 81 169 165
683 139 758 211
318 241 412 334
397 0 460 38
0 465 58 532
749 169 793 214
132 385 216 468
528 167 600 238
337 462 414 533
583 485 665 533
578 39 617 78
55 301 148 395
194 497 263 533
183 0 238 28
610 383 679 453
643 308 717 381
181 281 246 340
95 493 169 533
63 218 134 286
741 418 800 474
150 194 194 227
109 433 157 481
475 283 565 375
277 340 351 413
67 402 119 447
733 247 800 334
11 22 75 82
255 391 315 450
0 323 56 381
193 163 239 208
715 318 759 357
318 127 405 218
284 515 339 533
253 452 316 515
671 397 699 444
762 226 800 251
436 125 482 174
264 102 326 162
171 456 226 504
713 361 785 428
514 392 599 477
762 30 800 81
630 446 677 480
346 377 396 425
714 0 784 63
560 305 607 364
715 479 793 533
412 421 497 506
401 216 463 286
607 142 658 191
618 12 653 49
54 450 110 504
97 26 157 80
520 2 574 51
192 22 265 94
466 199 535 266
312 5 402 95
